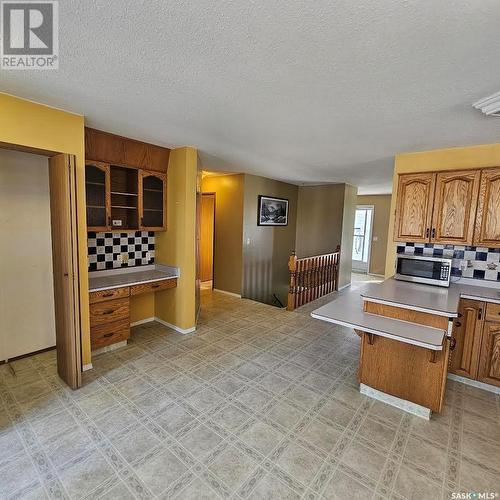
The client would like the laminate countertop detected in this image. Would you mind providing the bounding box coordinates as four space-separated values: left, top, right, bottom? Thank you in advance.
88 264 179 292
311 289 447 350
361 278 500 318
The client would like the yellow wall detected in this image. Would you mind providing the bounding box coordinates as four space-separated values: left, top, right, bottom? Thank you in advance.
385 143 500 277
130 294 155 323
201 174 244 295
155 147 198 331
0 93 91 365
357 194 392 276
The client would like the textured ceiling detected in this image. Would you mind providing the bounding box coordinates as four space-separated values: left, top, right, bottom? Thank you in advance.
3 0 500 193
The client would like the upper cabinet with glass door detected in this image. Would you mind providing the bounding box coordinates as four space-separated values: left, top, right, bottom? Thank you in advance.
85 128 169 232
139 171 166 231
85 162 111 232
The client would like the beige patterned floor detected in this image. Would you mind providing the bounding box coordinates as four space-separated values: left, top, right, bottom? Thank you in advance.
0 289 499 499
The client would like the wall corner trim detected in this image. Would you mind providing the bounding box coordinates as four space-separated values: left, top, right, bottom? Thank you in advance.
154 317 196 335
130 317 155 327
213 289 242 298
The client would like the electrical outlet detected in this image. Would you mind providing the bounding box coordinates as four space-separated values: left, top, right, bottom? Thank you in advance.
459 260 467 271
146 252 151 261
116 254 122 264
122 253 129 264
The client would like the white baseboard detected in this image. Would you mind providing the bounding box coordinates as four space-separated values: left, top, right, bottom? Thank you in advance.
130 317 155 327
368 273 385 278
360 383 431 420
338 283 351 291
154 317 196 334
82 363 93 372
213 288 242 298
447 373 500 395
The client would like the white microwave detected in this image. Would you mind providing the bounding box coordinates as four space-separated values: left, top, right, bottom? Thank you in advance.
395 254 452 288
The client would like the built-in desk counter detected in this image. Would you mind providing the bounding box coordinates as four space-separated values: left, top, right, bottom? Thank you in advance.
88 264 179 351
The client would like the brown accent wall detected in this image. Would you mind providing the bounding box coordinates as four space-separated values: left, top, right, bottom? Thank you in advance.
242 174 298 306
295 184 346 257
202 174 244 295
357 194 392 276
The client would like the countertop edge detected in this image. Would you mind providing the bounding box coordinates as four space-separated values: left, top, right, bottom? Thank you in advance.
89 274 179 293
310 311 445 351
361 296 458 318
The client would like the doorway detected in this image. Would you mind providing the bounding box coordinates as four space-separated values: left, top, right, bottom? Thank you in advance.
352 205 374 273
0 147 82 389
200 193 215 288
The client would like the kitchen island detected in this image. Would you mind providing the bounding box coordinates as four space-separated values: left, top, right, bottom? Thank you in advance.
312 277 500 418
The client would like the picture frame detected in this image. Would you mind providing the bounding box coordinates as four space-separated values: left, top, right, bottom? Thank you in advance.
257 195 289 226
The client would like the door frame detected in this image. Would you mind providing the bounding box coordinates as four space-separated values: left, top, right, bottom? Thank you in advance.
200 192 216 288
352 204 374 273
0 142 82 389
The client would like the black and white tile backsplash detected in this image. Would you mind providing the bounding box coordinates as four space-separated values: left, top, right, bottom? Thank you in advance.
88 232 155 271
396 243 500 281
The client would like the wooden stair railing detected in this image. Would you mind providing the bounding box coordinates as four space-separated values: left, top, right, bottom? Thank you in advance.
287 246 340 311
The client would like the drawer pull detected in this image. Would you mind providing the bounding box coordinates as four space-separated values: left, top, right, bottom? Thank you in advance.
102 292 114 297
102 309 115 315
103 333 114 338
454 321 461 327
151 284 160 288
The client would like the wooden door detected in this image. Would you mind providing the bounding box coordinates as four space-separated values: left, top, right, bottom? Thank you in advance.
85 161 110 232
449 299 484 379
394 172 436 242
48 154 82 389
431 170 480 245
139 170 166 231
478 321 500 387
474 167 500 248
200 194 215 282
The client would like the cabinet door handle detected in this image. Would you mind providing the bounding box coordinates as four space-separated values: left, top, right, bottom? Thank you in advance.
454 321 461 327
431 228 436 238
478 308 483 320
425 228 430 238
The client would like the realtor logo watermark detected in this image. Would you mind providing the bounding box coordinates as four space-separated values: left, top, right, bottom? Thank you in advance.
1 1 58 69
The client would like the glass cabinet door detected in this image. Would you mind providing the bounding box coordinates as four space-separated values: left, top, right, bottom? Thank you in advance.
140 171 166 230
85 162 110 231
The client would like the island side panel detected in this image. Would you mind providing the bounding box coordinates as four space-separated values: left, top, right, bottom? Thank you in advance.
358 332 450 412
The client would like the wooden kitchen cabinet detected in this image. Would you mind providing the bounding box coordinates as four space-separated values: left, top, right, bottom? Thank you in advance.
139 170 166 231
449 299 484 379
394 172 436 242
474 167 500 248
85 162 111 232
85 127 169 172
477 302 500 387
431 170 480 245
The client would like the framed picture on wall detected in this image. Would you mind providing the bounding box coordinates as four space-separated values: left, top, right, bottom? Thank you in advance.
258 195 289 226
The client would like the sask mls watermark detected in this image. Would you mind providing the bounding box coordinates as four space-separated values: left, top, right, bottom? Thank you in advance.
1 1 58 69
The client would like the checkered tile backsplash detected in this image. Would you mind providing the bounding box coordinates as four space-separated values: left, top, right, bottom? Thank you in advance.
88 231 155 271
396 243 500 281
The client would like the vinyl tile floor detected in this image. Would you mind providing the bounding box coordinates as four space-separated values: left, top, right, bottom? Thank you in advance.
1 289 499 499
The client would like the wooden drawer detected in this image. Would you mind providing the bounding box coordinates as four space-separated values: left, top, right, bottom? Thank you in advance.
130 278 177 296
485 302 500 323
89 287 130 304
91 319 130 349
90 298 129 327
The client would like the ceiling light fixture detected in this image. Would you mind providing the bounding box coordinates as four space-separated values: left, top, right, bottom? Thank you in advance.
473 91 500 116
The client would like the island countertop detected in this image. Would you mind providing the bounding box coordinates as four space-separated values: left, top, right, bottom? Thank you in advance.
311 289 447 350
88 264 179 292
361 278 500 318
